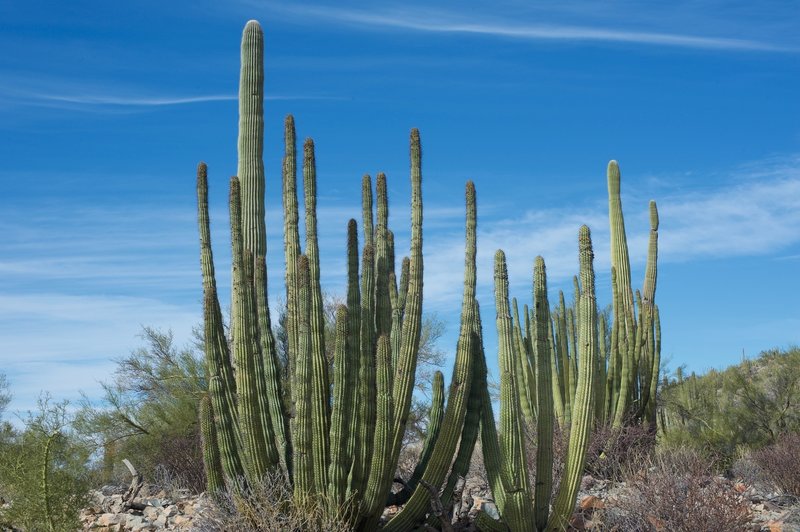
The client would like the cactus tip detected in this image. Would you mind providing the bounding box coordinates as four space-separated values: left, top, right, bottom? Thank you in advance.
466 180 475 197
649 200 659 230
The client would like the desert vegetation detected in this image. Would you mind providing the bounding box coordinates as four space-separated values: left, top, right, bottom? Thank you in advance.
1 18 799 532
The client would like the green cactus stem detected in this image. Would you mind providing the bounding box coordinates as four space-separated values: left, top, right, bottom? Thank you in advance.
533 256 554 531
548 226 598 530
196 163 245 484
200 394 225 495
302 138 331 494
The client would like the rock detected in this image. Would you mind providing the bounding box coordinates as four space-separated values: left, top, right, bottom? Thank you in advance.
171 514 193 528
153 513 168 528
96 513 124 527
143 506 159 521
581 475 596 490
580 495 605 510
479 500 500 520
125 515 150 531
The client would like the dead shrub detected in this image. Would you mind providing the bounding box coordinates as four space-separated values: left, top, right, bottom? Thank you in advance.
149 429 207 495
599 447 752 531
750 431 800 496
585 423 655 481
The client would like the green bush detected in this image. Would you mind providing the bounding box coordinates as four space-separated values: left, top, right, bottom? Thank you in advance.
659 347 800 464
0 394 93 531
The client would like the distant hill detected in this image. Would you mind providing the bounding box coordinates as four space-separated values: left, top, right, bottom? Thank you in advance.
658 346 800 462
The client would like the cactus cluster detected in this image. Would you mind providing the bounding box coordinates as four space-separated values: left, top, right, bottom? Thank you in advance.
197 19 661 531
469 165 659 531
197 20 484 530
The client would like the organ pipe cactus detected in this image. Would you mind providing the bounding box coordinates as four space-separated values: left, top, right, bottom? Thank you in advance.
199 394 224 495
477 227 598 532
606 162 661 429
197 20 482 530
197 18 665 531
383 182 482 531
545 162 660 433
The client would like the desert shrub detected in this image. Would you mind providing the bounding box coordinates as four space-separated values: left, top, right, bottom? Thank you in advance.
585 422 655 481
600 447 751 531
0 395 94 531
750 431 800 496
659 347 800 465
194 470 353 531
147 430 207 495
75 326 208 492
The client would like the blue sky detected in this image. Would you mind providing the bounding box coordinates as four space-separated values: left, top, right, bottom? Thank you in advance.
1 1 799 416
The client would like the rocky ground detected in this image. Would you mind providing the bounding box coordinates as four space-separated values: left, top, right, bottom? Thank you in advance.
77 475 799 531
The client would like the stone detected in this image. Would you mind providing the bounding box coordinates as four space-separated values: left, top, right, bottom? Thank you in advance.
96 513 123 527
143 506 160 521
171 514 192 527
125 515 150 530
153 513 168 528
580 495 605 510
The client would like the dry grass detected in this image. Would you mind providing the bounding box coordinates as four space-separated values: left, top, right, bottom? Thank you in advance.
194 470 354 532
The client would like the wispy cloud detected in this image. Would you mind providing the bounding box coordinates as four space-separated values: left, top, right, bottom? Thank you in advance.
410 154 800 309
32 93 343 107
251 2 795 53
33 93 238 106
0 76 344 112
0 293 200 417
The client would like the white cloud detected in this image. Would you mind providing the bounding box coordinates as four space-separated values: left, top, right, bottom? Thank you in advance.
0 76 344 112
249 2 795 52
413 155 800 309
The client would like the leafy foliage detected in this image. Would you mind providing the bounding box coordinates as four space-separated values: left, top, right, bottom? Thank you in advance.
659 347 800 462
75 326 208 491
0 394 93 531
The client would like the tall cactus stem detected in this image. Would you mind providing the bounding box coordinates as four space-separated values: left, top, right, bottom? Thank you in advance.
229 177 277 479
302 138 331 494
292 254 314 498
196 163 245 483
328 305 352 506
548 226 598 530
200 394 226 495
533 257 554 531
